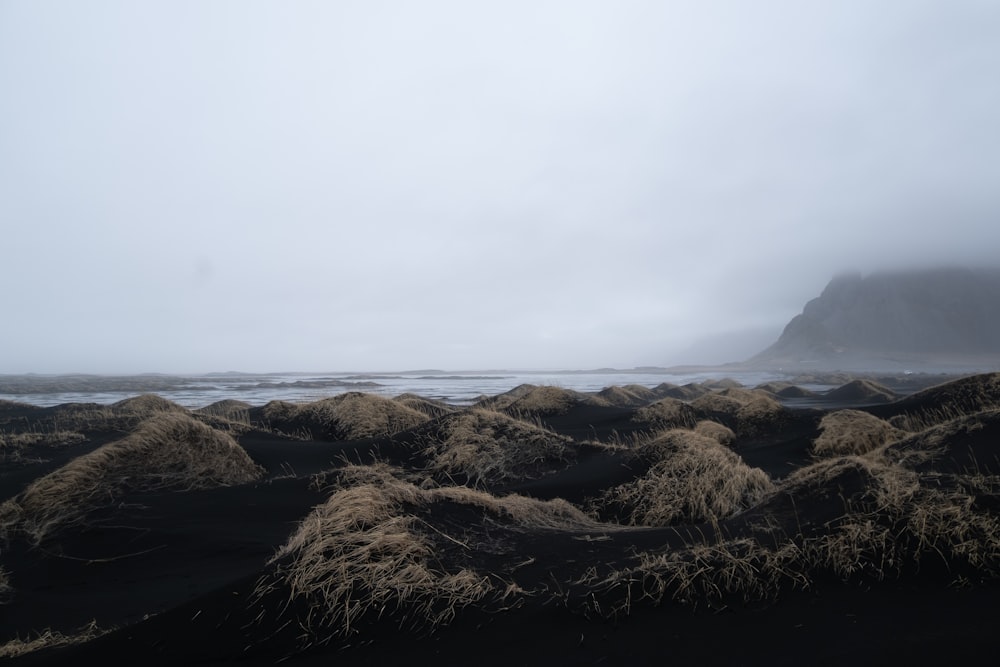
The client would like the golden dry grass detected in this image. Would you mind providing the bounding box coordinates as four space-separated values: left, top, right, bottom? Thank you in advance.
36 394 189 434
812 410 905 457
693 420 736 447
825 379 896 403
632 398 698 431
879 409 1000 473
277 393 429 440
110 394 187 416
196 399 253 419
392 394 457 419
597 385 655 407
592 429 775 526
483 385 602 416
420 409 573 485
596 448 1000 611
257 464 600 639
888 373 1000 431
1 413 263 544
788 454 1000 581
689 389 787 437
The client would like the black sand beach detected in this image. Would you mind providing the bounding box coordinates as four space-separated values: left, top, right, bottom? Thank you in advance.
2 374 1000 665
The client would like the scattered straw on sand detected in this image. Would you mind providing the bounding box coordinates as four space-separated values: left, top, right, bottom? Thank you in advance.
0 567 11 604
0 620 112 658
1 413 263 544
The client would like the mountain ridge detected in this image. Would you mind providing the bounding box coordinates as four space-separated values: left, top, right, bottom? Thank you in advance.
748 267 1000 370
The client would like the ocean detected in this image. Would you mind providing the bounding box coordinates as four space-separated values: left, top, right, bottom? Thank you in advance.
0 369 794 409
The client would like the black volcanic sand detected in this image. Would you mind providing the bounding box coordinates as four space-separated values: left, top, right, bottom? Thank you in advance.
1 375 1000 665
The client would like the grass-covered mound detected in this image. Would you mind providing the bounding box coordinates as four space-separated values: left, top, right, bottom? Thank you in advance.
879 408 1000 476
392 393 457 419
689 388 788 437
755 382 817 398
693 419 736 446
0 413 263 544
653 382 711 401
589 429 775 526
29 394 191 434
256 392 430 441
480 384 603 416
195 399 253 419
812 409 904 457
632 398 698 432
883 372 1000 431
418 409 574 485
825 379 897 404
253 464 602 643
596 385 656 407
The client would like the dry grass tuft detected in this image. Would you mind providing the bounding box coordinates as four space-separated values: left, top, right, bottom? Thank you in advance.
0 620 111 658
693 420 736 447
633 398 698 431
592 429 775 526
888 373 1000 431
689 389 787 437
420 409 573 485
270 393 429 441
258 465 600 640
878 409 1000 474
393 394 457 419
2 413 263 544
196 399 253 419
825 379 896 404
780 454 1000 580
597 385 654 407
482 384 601 416
111 394 188 415
654 383 711 401
812 410 905 457
594 446 1000 612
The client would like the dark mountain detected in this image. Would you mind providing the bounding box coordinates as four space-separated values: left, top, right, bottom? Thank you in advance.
750 268 1000 370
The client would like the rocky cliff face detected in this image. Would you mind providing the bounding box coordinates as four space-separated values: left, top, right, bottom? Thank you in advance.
751 268 1000 369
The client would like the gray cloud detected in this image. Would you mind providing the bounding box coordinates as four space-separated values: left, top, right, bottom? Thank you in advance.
2 1 999 373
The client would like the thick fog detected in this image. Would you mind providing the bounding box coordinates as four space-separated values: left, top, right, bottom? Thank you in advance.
2 1 999 373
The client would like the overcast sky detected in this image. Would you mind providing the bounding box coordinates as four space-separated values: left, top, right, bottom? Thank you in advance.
2 1 999 374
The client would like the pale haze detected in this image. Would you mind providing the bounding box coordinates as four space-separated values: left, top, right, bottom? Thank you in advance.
2 1 999 374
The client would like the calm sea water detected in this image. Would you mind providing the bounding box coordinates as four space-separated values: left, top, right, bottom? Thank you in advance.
0 369 794 410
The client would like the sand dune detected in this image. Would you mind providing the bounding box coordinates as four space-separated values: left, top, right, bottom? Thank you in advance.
1 373 999 664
